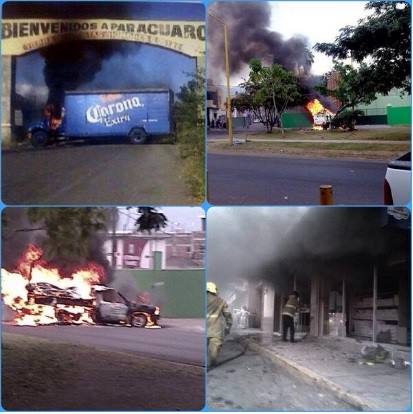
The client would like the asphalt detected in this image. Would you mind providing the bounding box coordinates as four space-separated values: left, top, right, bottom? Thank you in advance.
208 153 387 205
2 318 205 366
2 143 192 205
207 338 357 411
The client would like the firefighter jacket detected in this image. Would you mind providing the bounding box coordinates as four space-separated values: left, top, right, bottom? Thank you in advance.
207 292 232 339
282 294 299 318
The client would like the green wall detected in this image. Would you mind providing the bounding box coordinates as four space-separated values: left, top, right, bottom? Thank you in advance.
387 106 412 125
115 268 205 318
281 112 312 128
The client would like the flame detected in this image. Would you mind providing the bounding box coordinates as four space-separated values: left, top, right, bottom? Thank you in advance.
2 245 104 326
306 98 326 116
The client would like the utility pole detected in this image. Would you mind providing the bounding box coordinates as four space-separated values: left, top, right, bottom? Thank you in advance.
209 12 233 145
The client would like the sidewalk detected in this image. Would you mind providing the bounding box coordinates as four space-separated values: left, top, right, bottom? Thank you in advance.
240 332 411 411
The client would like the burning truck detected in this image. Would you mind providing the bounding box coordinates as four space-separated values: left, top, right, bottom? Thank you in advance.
27 89 173 147
2 245 160 328
306 99 335 130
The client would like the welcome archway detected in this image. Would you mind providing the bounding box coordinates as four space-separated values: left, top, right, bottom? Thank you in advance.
1 18 205 145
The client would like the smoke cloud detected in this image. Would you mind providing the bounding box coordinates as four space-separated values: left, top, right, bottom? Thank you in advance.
208 2 313 83
40 40 139 106
208 207 409 292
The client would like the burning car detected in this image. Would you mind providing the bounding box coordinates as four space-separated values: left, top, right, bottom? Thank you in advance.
2 245 160 328
93 286 160 328
24 282 160 328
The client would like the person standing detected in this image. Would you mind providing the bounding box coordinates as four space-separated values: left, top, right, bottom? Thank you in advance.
282 291 300 343
207 282 232 368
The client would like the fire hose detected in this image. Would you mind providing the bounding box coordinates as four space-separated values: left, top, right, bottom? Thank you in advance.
208 337 248 371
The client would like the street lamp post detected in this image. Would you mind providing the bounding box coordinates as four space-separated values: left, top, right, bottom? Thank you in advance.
208 12 233 145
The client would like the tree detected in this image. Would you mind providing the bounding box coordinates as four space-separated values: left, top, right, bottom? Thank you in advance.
315 1 411 94
233 59 302 133
133 207 168 234
316 62 377 130
27 208 107 263
173 71 205 201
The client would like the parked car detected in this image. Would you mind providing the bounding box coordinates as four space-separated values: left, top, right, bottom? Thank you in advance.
384 152 411 205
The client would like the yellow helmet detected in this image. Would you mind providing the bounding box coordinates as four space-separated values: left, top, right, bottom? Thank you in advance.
207 281 218 294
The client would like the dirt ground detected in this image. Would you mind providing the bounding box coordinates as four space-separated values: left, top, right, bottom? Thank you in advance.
209 141 410 161
2 332 205 410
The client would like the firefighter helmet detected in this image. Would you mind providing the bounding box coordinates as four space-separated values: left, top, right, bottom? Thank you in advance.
207 281 218 294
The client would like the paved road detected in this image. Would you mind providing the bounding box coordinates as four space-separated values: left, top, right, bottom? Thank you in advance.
208 339 356 410
3 318 205 366
2 144 191 204
208 153 387 205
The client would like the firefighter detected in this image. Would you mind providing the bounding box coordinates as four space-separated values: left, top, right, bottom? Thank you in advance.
282 290 300 343
207 281 232 368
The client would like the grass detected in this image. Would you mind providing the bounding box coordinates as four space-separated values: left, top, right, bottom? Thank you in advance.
242 126 411 141
209 140 410 161
2 332 204 410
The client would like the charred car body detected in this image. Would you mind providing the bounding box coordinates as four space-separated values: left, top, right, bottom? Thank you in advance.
26 283 160 327
27 89 173 147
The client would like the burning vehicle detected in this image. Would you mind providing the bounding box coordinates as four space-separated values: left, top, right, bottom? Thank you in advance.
306 98 335 130
2 245 160 328
27 89 173 147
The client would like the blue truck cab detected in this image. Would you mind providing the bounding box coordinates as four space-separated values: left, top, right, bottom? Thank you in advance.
28 89 174 147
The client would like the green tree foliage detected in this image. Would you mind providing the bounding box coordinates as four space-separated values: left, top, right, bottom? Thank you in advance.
27 208 107 262
316 62 377 130
232 59 302 133
134 207 168 234
174 72 205 201
315 1 411 94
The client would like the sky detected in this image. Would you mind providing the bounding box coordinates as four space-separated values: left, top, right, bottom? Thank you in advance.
117 207 205 232
270 1 369 75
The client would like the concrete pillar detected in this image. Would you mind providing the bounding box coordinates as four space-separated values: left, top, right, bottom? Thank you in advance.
310 275 320 336
2 55 13 148
310 274 330 336
262 281 275 334
398 273 408 345
372 265 378 343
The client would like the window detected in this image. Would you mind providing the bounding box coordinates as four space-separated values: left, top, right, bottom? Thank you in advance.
128 243 134 254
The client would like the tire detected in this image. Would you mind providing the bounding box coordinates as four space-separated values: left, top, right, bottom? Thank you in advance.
129 128 147 145
31 130 49 148
130 313 148 328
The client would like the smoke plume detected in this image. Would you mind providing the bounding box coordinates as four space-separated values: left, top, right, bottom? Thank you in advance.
40 40 139 106
208 207 409 292
208 3 313 83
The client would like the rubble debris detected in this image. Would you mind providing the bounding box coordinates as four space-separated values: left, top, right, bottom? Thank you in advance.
359 344 389 365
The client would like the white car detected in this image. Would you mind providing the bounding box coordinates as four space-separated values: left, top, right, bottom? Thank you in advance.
384 152 411 205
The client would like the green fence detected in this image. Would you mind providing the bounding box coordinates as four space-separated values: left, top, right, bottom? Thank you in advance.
281 112 312 128
115 268 205 318
387 106 412 125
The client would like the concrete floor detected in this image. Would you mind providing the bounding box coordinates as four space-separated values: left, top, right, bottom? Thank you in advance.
207 338 357 411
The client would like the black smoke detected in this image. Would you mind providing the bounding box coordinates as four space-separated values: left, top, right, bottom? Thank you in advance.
208 207 410 292
40 40 139 106
208 3 313 83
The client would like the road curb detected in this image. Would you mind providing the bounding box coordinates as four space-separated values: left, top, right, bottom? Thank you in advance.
246 339 372 411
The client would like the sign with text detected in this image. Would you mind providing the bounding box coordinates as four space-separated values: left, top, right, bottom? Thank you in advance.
2 19 205 57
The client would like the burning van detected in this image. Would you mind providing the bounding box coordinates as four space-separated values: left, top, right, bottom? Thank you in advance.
27 89 173 147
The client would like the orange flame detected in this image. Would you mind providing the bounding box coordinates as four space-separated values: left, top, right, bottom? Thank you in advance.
2 245 104 326
306 99 326 116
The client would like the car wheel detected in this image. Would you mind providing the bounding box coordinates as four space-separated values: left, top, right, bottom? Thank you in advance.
131 313 148 328
31 130 49 147
129 128 147 145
